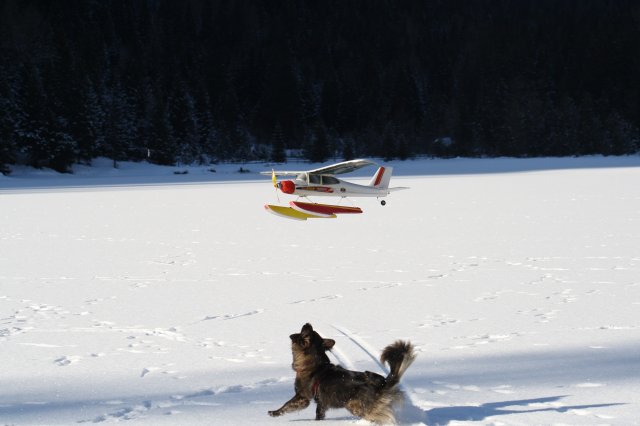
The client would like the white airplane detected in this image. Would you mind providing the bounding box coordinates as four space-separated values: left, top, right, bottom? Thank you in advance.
261 159 408 220
262 159 407 204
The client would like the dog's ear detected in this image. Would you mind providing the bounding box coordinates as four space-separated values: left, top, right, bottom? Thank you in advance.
323 338 336 350
290 332 311 349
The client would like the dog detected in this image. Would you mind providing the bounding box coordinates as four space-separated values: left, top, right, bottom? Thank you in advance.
268 323 415 424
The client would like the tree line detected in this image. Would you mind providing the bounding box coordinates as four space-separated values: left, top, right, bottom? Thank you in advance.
1 0 639 174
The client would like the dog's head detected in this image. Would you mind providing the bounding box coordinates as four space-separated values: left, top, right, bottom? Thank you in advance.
289 323 335 370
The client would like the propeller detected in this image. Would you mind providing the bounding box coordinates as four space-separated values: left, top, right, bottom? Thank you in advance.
271 169 280 202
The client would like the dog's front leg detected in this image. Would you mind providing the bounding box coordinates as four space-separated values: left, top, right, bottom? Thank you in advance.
268 393 310 417
315 399 327 420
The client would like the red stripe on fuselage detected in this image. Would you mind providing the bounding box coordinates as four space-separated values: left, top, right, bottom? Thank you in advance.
299 186 334 193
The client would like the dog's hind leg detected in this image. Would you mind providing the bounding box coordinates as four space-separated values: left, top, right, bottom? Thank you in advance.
268 394 310 417
345 399 366 418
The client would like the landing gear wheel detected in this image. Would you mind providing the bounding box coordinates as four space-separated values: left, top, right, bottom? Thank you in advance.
380 200 386 206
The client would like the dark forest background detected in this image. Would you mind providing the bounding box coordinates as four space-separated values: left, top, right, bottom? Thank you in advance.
1 0 639 173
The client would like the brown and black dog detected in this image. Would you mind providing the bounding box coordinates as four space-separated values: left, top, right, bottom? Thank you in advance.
268 323 415 424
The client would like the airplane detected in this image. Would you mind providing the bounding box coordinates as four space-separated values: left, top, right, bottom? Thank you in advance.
261 159 408 220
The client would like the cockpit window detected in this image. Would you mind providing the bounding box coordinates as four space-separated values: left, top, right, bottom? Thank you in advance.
309 174 321 184
321 175 340 185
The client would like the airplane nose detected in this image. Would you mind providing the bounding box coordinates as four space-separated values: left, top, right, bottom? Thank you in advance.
279 180 296 194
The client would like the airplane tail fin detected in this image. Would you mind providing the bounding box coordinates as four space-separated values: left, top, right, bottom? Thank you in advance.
368 166 393 189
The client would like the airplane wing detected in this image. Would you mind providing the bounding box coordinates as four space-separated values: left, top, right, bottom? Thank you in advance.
307 159 376 175
259 171 303 177
260 159 376 177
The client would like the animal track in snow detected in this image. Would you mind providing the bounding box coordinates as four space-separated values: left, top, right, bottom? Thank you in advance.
599 325 637 330
358 282 403 291
84 377 289 422
140 367 159 377
88 401 153 423
202 309 264 321
54 355 81 366
474 290 511 302
451 332 521 348
91 323 187 342
291 294 342 304
418 314 461 328
546 288 577 304
0 326 27 339
517 307 559 323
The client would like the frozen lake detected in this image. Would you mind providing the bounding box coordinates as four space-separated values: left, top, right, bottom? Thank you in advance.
1 156 640 425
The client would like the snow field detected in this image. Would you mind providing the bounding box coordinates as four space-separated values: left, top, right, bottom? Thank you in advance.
1 157 640 425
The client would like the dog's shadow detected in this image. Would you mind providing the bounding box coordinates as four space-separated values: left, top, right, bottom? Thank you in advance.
289 416 358 422
397 395 625 425
286 396 623 424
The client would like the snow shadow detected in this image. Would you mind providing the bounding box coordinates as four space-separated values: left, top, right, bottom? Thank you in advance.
421 396 624 425
0 382 282 425
413 344 640 389
396 343 640 424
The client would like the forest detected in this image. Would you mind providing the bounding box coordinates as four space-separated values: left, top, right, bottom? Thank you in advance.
1 0 639 173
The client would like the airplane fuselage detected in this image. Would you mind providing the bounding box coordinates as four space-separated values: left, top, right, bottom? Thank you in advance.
279 173 391 198
289 178 391 198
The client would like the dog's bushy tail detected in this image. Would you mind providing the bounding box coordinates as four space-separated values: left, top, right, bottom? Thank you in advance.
365 341 416 424
381 340 416 388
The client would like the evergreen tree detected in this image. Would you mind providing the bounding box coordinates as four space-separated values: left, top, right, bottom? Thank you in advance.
0 66 20 173
17 64 52 169
305 121 330 163
147 99 176 166
269 123 286 164
79 78 106 162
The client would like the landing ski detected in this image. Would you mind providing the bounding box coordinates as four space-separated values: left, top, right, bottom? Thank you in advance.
290 201 363 216
264 204 336 221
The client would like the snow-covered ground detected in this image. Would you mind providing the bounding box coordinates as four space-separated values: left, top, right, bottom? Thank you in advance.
1 156 640 425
